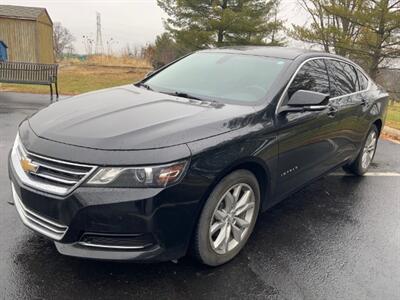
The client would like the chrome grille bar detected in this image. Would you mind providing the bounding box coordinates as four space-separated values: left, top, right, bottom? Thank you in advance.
12 183 68 240
29 151 94 168
32 172 79 185
29 160 88 176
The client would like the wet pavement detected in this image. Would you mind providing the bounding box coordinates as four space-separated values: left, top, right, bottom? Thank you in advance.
0 92 399 299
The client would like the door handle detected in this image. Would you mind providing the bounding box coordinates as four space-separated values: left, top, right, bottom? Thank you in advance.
327 105 338 117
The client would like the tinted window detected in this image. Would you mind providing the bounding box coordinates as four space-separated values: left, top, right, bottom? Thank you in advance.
357 69 369 90
145 52 289 104
287 59 330 98
327 60 359 97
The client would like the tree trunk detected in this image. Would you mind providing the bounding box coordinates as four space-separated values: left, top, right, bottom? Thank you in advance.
217 0 229 46
370 0 388 80
369 54 381 80
217 29 224 45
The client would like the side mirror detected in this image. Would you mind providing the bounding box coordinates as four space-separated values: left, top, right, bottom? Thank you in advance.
279 90 330 114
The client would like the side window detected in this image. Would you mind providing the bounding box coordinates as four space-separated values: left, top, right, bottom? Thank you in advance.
287 59 330 99
326 60 359 97
356 69 369 90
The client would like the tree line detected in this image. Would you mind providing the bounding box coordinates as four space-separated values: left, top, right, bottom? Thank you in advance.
52 1 400 81
148 0 400 80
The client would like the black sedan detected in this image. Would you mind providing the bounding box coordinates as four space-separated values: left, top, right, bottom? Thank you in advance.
8 47 388 266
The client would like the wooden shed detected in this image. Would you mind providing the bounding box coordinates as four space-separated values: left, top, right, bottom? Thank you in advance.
0 4 54 63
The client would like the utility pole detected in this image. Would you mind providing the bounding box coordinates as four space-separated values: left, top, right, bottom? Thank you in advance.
95 12 104 55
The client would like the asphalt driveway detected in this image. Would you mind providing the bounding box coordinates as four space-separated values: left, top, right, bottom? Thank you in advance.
0 92 399 299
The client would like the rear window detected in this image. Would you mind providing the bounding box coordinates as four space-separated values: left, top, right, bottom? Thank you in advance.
326 60 359 97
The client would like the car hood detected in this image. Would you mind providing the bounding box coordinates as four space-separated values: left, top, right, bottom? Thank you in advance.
28 85 257 150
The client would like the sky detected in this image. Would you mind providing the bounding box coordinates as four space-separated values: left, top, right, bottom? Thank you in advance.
2 0 308 54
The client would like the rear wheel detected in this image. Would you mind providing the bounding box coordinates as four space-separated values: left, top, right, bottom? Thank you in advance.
343 125 379 176
192 170 260 266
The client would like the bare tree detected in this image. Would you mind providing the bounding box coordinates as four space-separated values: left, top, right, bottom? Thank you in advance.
53 22 75 60
291 0 400 79
82 35 94 56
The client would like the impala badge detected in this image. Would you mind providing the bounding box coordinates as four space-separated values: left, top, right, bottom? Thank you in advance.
281 165 299 177
20 158 39 174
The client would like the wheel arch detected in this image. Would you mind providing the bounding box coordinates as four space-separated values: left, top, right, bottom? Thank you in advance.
372 119 383 136
203 157 272 213
187 156 273 257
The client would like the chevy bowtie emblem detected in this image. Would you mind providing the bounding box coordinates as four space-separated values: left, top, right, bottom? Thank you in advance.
20 158 39 174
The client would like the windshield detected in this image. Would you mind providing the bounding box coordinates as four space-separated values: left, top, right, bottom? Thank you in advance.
143 52 289 104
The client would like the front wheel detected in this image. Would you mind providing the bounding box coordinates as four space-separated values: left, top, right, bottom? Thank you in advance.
192 170 260 266
343 125 379 176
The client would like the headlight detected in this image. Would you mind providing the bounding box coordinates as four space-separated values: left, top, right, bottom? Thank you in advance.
86 160 188 188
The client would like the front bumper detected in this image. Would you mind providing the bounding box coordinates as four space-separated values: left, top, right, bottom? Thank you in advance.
11 183 68 240
54 242 164 261
9 156 203 262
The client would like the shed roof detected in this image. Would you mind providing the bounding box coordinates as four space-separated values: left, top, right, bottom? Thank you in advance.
0 41 7 48
0 4 48 21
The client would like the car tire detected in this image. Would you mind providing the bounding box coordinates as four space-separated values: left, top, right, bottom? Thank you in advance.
343 124 379 176
192 170 260 266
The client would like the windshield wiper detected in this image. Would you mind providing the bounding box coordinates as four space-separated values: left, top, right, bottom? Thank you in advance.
171 92 221 106
137 86 219 104
164 91 213 101
136 82 153 91
172 92 203 101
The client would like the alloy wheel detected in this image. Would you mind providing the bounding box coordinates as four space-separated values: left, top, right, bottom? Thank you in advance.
361 130 377 169
209 183 256 255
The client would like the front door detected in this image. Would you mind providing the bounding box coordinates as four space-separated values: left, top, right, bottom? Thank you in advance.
274 59 341 200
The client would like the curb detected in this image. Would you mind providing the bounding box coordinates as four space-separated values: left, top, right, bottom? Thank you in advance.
383 126 400 137
382 126 400 143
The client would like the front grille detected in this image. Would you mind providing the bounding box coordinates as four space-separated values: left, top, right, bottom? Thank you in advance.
12 183 68 240
11 134 97 196
28 152 94 188
79 233 156 250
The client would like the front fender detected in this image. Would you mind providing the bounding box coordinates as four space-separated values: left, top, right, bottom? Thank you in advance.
186 123 279 213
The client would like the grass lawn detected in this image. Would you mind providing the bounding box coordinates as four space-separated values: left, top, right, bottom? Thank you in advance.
0 63 150 96
387 103 400 130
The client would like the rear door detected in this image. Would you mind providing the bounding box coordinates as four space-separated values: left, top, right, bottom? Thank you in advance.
354 69 373 138
325 59 365 161
275 59 341 200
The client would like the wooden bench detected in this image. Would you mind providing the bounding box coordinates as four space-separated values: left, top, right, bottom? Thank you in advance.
0 61 59 101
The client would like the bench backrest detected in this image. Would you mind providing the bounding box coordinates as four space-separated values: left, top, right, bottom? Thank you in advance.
0 62 58 84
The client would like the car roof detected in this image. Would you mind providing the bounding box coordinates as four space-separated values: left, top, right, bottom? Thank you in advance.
198 46 334 60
